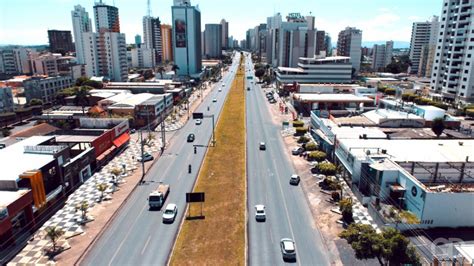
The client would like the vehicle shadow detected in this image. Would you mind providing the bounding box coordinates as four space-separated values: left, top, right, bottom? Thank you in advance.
185 215 205 220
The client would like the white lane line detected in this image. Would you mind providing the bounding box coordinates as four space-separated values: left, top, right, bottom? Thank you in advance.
141 235 152 255
108 203 147 266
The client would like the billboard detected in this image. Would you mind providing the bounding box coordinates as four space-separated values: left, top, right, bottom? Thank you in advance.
186 192 205 202
175 19 187 47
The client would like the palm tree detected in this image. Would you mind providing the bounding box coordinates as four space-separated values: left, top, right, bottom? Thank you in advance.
171 64 180 80
75 201 89 224
74 86 92 115
45 226 64 252
96 183 109 202
156 66 166 79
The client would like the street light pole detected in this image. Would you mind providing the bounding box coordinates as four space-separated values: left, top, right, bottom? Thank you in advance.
212 114 215 146
139 129 145 184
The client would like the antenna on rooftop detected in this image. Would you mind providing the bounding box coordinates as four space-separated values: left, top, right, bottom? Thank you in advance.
147 0 152 16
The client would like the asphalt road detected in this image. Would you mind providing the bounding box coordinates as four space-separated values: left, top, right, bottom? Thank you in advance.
81 54 241 266
245 55 330 265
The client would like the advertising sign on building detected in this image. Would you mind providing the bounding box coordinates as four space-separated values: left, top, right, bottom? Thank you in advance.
175 19 187 47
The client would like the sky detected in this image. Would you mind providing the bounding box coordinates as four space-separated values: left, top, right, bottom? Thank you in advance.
0 0 442 46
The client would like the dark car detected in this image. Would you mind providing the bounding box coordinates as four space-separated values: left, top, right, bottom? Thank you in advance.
259 142 266 150
187 133 195 142
247 87 250 91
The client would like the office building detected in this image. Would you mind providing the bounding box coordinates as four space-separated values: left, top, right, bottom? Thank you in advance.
431 1 474 103
204 24 222 58
266 13 317 68
220 19 229 49
0 86 14 113
337 27 362 73
325 34 332 56
172 0 202 76
131 48 154 68
23 76 73 104
316 30 326 56
47 30 74 54
93 0 120 32
71 5 92 64
0 48 31 75
82 31 128 81
409 16 439 76
143 16 162 65
371 41 393 71
135 34 142 47
160 24 173 62
276 56 352 84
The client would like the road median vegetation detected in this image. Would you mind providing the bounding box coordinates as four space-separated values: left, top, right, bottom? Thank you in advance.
170 56 246 265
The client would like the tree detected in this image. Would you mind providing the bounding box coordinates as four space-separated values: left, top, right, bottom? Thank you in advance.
29 98 43 106
339 198 354 224
83 79 103 89
304 142 318 151
431 118 445 138
143 69 154 80
156 66 166 79
318 162 337 175
381 228 420 265
309 151 327 162
339 223 384 264
297 136 310 144
96 183 109 202
75 201 89 224
171 64 180 79
74 86 92 114
45 226 65 252
1 127 11 137
75 77 89 86
255 68 265 80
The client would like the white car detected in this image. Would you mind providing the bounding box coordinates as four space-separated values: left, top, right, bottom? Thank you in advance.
222 83 225 87
255 205 266 221
195 119 202 125
218 88 222 92
162 203 178 223
213 98 217 102
290 174 300 185
280 238 296 261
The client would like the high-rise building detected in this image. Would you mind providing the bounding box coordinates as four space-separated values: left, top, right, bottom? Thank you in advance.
143 16 162 65
135 34 142 47
228 36 234 49
337 27 362 73
220 19 229 49
131 48 154 68
266 13 317 68
48 30 75 54
204 24 222 58
82 31 127 81
316 30 326 56
71 5 92 64
409 16 439 76
371 41 393 71
431 1 474 103
172 0 202 76
93 0 120 32
0 48 31 75
324 34 332 56
160 24 173 62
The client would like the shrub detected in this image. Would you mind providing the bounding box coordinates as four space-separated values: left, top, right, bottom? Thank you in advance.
377 87 386 93
331 191 341 202
294 127 307 136
407 94 417 102
297 136 310 144
308 151 326 162
433 102 449 110
466 109 474 118
292 120 304 127
339 198 354 224
384 88 396 96
304 142 318 151
318 162 337 175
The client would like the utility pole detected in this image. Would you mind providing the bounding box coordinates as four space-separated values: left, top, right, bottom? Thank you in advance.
211 114 215 146
139 130 145 184
161 111 165 154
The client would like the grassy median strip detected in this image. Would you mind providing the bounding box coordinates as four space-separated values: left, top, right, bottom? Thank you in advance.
170 60 247 265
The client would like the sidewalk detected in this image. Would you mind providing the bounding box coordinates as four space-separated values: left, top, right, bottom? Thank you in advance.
8 84 218 265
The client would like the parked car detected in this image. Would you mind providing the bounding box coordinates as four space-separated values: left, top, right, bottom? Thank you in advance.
290 174 300 185
162 203 178 223
292 147 305 155
218 88 222 92
130 129 136 134
280 238 296 261
187 133 195 142
255 204 266 221
195 119 202 125
259 142 266 150
269 99 277 104
137 152 154 162
213 98 217 102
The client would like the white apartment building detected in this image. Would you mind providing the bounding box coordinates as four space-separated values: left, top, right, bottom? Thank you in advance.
23 76 73 104
143 16 162 65
337 27 362 74
431 0 474 103
276 56 353 84
93 1 120 32
82 31 128 82
371 41 393 71
409 16 439 76
131 47 155 68
0 48 31 75
71 5 92 65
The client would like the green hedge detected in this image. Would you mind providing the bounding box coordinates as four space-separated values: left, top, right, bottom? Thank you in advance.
292 120 304 127
297 136 310 144
305 142 318 151
308 151 326 162
466 109 474 118
318 162 337 175
294 127 307 136
384 88 396 96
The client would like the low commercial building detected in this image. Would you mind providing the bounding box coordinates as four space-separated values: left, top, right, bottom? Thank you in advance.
103 81 184 94
276 56 352 85
293 93 374 116
135 93 173 128
0 190 34 248
23 75 73 104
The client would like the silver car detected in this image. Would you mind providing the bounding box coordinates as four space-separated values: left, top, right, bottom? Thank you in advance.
162 203 178 223
255 204 266 222
280 238 296 261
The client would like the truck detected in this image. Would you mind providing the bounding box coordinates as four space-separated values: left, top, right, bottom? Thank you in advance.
148 183 170 209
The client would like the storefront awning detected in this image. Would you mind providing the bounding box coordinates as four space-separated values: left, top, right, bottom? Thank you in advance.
113 133 130 148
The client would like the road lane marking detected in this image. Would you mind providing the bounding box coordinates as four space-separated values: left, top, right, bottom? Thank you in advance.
141 235 152 255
